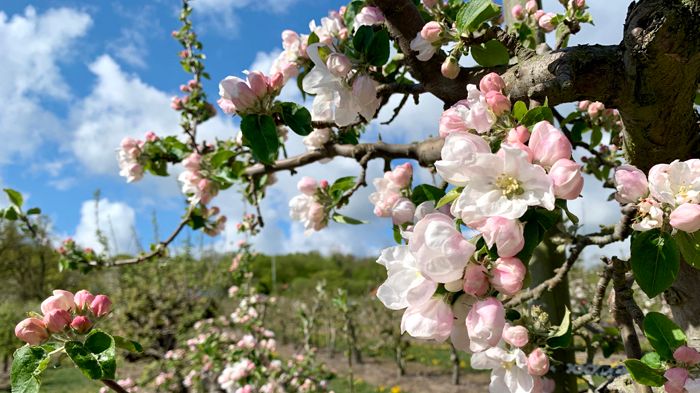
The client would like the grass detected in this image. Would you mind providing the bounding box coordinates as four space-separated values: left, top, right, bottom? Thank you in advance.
328 376 408 393
40 366 102 393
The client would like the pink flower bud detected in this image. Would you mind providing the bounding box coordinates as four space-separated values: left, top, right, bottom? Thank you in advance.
188 79 199 89
170 96 183 110
297 177 318 196
670 203 700 233
43 309 72 333
549 159 584 200
74 289 95 312
508 125 530 144
538 12 556 32
614 165 648 203
502 324 529 347
466 297 506 352
577 100 590 111
674 346 700 365
90 295 112 318
463 263 489 297
268 72 285 91
525 0 538 14
485 91 511 115
386 163 413 188
533 10 545 21
490 257 526 295
171 30 178 37
575 0 585 8
179 84 190 92
15 318 49 345
420 21 442 43
473 217 525 258
320 180 329 189
391 198 416 225
529 121 572 167
511 4 525 20
247 71 269 98
71 315 93 334
528 348 550 376
441 57 460 80
41 290 76 314
587 101 605 118
217 98 237 115
479 72 506 93
308 202 326 231
664 368 689 393
182 152 202 171
354 6 385 27
326 53 352 78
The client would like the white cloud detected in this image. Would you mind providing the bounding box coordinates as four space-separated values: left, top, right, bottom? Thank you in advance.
74 198 139 255
0 6 91 163
192 0 300 35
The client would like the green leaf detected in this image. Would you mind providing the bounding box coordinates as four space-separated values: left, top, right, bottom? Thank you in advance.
11 346 48 393
513 101 527 121
307 32 320 46
240 114 280 165
547 307 572 348
640 352 662 370
456 0 500 33
4 206 19 220
279 102 312 136
520 106 554 127
674 231 700 268
353 25 374 54
209 149 236 168
367 28 390 66
329 176 357 200
623 359 665 387
343 0 364 31
332 213 366 225
643 312 686 360
590 126 603 147
411 184 445 205
631 229 680 298
4 188 23 208
555 199 579 225
26 207 41 216
113 336 143 353
65 330 116 380
436 188 461 209
471 40 510 67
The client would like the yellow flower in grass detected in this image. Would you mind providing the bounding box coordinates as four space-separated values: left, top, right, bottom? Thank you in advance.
391 386 401 393
431 358 439 365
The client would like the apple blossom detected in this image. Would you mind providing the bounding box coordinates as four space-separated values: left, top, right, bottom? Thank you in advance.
538 13 556 32
400 296 454 342
508 126 530 144
386 162 413 188
309 9 346 44
325 53 352 78
392 198 416 225
435 131 491 186
444 278 464 292
450 294 475 352
91 294 112 317
665 367 689 393
303 128 332 151
529 121 573 168
670 203 700 233
41 290 76 314
441 57 460 79
438 85 496 136
614 165 649 203
632 198 664 231
376 245 437 310
533 10 545 22
466 297 506 352
473 216 525 258
71 315 93 333
463 263 490 297
648 159 700 206
117 137 145 183
525 0 538 14
485 90 511 115
548 159 584 200
352 76 381 122
490 257 527 295
289 193 327 233
409 33 436 61
451 146 555 222
577 100 591 111
502 324 529 348
685 378 700 393
674 345 700 365
44 309 72 333
15 317 49 345
409 212 476 282
527 348 550 376
587 101 605 118
297 176 318 196
511 4 525 20
353 6 385 30
74 289 95 311
420 21 442 43
479 72 506 94
471 346 534 393
369 177 402 217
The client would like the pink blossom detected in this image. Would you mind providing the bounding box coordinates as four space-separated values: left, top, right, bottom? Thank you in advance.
182 152 202 171
508 126 530 144
74 290 95 311
503 324 529 348
670 203 700 233
463 263 490 297
392 198 416 225
435 131 491 186
577 100 591 111
354 6 385 29
587 101 605 118
71 315 93 333
401 297 454 342
144 131 158 142
538 13 556 32
41 290 75 314
479 72 506 93
441 57 460 79
549 159 584 200
170 96 183 110
529 121 572 167
525 0 538 13
473 217 525 258
665 368 689 393
490 257 526 295
297 177 318 196
674 346 700 365
420 21 442 43
466 297 506 352
511 4 525 20
614 165 648 203
91 295 112 317
533 10 545 21
325 53 352 78
386 163 413 188
15 318 49 345
43 309 71 333
528 348 550 376
438 86 496 136
485 91 511 115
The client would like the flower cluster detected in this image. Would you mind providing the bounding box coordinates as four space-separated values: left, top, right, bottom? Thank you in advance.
665 346 700 393
117 133 154 183
217 71 284 116
15 289 112 345
577 100 624 134
368 163 415 224
614 159 700 233
178 152 219 205
289 177 331 234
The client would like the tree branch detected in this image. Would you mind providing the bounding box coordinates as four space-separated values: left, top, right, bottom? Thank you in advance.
101 379 130 393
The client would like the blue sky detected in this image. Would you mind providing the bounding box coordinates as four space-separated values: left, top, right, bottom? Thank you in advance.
0 0 633 258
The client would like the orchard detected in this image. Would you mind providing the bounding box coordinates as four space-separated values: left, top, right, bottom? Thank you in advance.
3 0 700 392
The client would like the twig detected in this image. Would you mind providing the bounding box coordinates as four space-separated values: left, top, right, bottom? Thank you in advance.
337 152 372 209
381 94 409 125
572 261 614 331
101 379 129 393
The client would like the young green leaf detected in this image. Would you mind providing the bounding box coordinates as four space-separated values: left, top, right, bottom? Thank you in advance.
367 28 390 66
240 114 280 165
332 213 366 225
65 330 117 380
513 101 527 121
674 231 700 268
279 102 313 136
643 312 686 360
4 188 24 208
546 307 572 348
113 336 143 353
456 0 500 33
11 346 48 393
623 359 665 387
640 352 662 370
329 176 357 200
436 188 462 209
411 184 446 205
353 25 374 53
520 106 554 127
630 229 680 298
471 40 510 67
